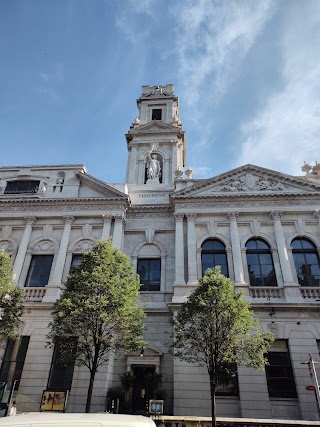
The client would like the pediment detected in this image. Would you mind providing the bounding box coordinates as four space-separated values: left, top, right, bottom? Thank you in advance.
76 171 128 199
135 121 178 132
173 164 320 198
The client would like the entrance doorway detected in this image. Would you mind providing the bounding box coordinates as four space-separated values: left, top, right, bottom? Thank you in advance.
132 366 155 414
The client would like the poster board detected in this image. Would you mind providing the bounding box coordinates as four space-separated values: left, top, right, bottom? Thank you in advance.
40 390 68 412
149 399 163 414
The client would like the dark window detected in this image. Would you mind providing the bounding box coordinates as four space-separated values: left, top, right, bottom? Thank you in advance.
4 180 40 194
71 254 82 269
265 340 297 398
216 364 239 396
137 259 161 291
48 347 75 390
0 336 30 391
292 238 320 287
152 109 162 120
201 239 228 277
25 255 54 287
246 239 276 286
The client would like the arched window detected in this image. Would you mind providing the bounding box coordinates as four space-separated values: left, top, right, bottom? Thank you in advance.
201 239 228 277
246 239 276 287
292 238 320 287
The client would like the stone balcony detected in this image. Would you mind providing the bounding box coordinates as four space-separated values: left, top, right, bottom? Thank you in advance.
22 287 46 302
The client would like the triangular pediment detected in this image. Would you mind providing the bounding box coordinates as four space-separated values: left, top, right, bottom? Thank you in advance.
76 171 129 199
173 164 320 198
135 121 179 132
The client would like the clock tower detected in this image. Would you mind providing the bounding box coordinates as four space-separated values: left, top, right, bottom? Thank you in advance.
125 84 186 191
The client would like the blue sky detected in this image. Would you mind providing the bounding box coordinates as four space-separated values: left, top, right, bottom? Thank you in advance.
1 0 319 183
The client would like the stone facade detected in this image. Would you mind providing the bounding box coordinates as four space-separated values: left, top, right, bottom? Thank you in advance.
1 85 320 420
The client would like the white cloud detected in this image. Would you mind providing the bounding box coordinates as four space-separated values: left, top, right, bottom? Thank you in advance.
190 166 214 179
238 2 320 175
171 0 275 109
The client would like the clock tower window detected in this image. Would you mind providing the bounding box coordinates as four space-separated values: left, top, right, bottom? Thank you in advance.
152 109 162 121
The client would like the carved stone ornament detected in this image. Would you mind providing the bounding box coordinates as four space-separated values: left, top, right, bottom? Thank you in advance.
268 322 278 337
0 240 14 252
214 173 285 192
270 210 282 221
313 210 320 220
227 211 239 221
74 239 95 252
32 240 55 252
144 86 169 97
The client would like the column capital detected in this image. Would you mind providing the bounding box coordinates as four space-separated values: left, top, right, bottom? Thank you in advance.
63 216 75 225
102 214 113 222
313 210 320 220
227 211 239 221
25 216 37 225
186 212 197 221
270 210 282 221
174 213 185 221
114 213 125 222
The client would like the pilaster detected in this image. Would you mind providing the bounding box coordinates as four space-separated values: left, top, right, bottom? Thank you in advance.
13 217 36 285
186 213 198 285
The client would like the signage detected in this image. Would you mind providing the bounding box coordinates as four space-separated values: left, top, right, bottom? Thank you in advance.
306 385 316 391
40 390 68 412
149 399 164 414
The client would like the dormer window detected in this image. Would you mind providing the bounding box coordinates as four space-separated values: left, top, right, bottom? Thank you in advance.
4 180 40 194
152 109 162 120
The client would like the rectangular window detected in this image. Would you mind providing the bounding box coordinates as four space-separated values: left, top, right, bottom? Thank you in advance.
0 336 30 390
25 255 54 287
71 254 82 269
4 180 40 194
48 347 75 390
216 364 239 396
137 259 161 291
265 340 297 398
152 109 162 120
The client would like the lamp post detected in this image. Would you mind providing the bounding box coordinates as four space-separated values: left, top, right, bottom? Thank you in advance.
302 353 320 417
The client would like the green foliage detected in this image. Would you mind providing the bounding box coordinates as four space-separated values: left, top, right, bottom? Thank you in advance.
47 240 145 411
119 372 135 392
172 267 274 425
0 251 25 345
107 386 124 400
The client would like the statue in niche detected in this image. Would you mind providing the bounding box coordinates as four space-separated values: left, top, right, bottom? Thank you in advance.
146 145 161 181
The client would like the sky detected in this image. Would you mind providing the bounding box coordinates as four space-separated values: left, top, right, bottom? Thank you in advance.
1 0 320 183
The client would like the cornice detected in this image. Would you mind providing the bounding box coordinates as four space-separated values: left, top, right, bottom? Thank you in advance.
0 197 128 213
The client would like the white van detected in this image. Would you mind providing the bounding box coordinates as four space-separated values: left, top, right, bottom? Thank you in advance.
0 412 157 427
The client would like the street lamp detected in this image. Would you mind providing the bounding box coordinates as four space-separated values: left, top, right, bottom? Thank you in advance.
301 353 320 417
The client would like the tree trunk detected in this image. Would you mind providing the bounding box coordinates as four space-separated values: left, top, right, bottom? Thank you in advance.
85 368 96 413
210 380 217 427
85 348 99 413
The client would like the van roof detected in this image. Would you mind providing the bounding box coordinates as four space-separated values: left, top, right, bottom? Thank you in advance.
0 413 156 426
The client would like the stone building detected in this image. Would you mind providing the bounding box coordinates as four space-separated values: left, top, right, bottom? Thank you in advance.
0 84 320 420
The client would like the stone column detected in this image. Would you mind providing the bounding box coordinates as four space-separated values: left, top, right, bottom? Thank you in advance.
270 211 302 302
163 158 170 184
171 139 178 182
50 216 75 286
227 212 245 285
101 214 113 240
13 217 36 284
186 213 198 285
128 143 138 184
270 211 294 283
112 214 125 249
174 213 185 285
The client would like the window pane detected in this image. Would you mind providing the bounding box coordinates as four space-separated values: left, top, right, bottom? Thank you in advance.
25 255 54 287
138 259 160 291
71 255 82 269
246 240 258 249
152 109 162 120
266 341 297 398
259 254 273 265
48 347 75 390
201 240 228 277
256 239 269 250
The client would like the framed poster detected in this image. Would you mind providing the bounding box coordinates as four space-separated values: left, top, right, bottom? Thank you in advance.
40 390 68 412
149 399 163 414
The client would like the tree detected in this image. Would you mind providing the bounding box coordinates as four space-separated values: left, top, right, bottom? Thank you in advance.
172 267 274 427
47 240 145 413
0 251 25 347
